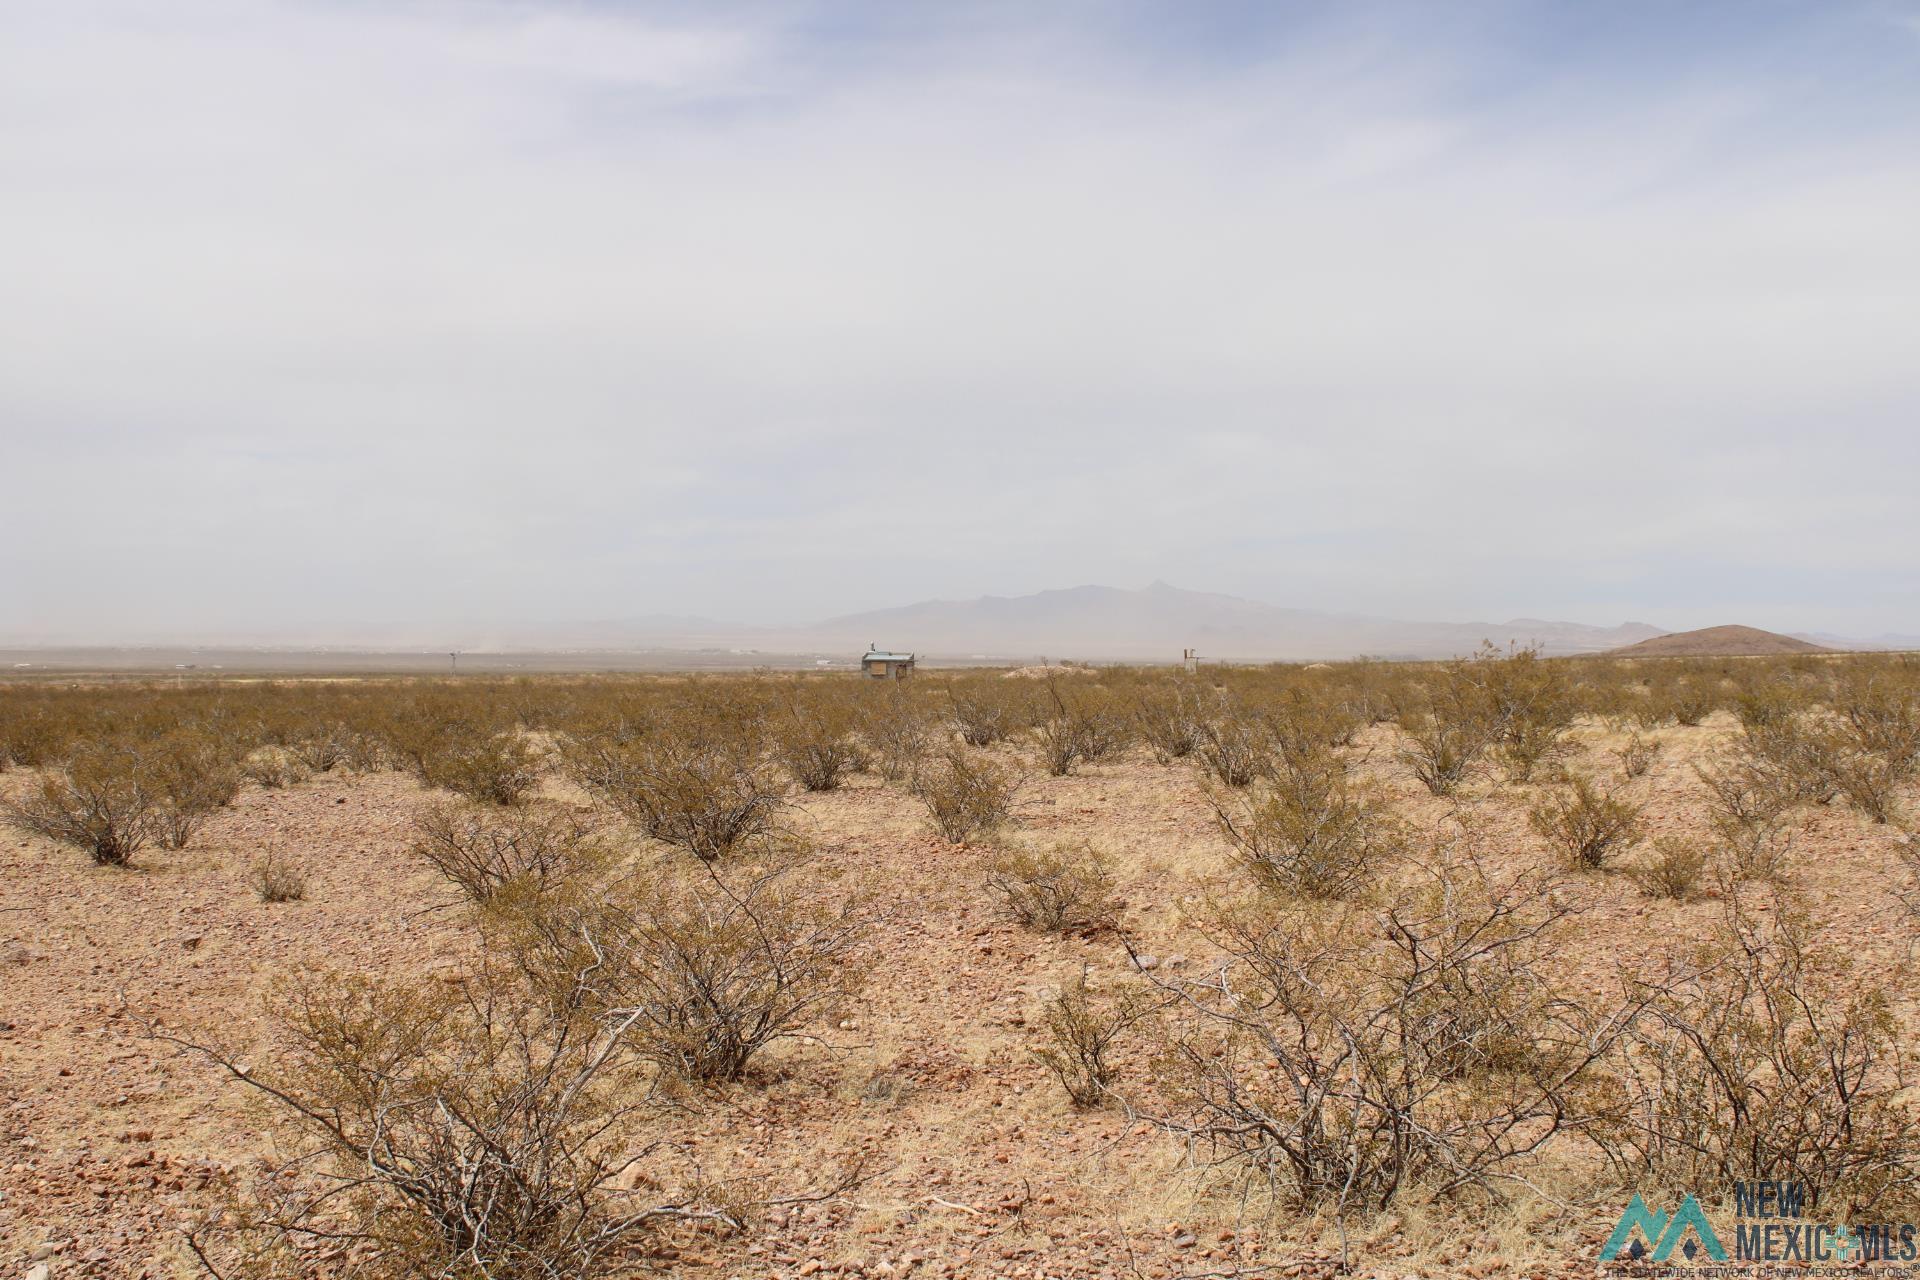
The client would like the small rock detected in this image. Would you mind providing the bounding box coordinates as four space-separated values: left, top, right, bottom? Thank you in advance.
27 1264 51 1280
1171 1233 1197 1249
1161 953 1188 969
1132 955 1159 971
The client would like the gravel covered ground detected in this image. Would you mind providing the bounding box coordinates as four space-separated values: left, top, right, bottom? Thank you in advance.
3 714 1915 1279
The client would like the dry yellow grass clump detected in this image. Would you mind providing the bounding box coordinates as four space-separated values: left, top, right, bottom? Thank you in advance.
1 650 1918 1277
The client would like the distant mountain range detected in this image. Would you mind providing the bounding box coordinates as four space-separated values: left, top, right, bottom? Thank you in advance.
793 582 1662 660
12 583 1913 664
539 582 1667 661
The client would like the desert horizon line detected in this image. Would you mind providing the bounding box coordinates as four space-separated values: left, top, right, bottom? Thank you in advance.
4 577 1916 659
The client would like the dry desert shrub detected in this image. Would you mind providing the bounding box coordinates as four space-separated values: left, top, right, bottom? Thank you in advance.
1479 645 1576 780
1604 902 1920 1216
1717 814 1797 884
1032 971 1158 1108
984 840 1117 932
1529 772 1645 871
3 745 161 865
1132 683 1201 762
1141 849 1633 1220
143 729 243 849
1730 700 1917 824
569 724 789 862
1837 664 1920 765
252 844 307 902
416 725 544 806
1697 753 1797 831
1807 678 1919 822
946 681 1028 747
1395 655 1504 796
1695 756 1799 881
1741 715 1848 807
772 687 866 792
493 860 869 1083
1661 678 1720 726
241 745 313 790
1732 676 1813 732
1615 732 1662 780
165 968 733 1280
1608 676 1670 731
912 747 1018 843
1030 677 1130 777
0 697 75 770
856 687 937 783
1252 690 1364 793
1633 836 1709 901
413 801 609 904
1193 699 1271 788
1827 747 1913 824
287 722 384 775
1208 764 1404 900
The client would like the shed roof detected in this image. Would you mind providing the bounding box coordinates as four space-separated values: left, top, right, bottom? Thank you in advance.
863 651 915 662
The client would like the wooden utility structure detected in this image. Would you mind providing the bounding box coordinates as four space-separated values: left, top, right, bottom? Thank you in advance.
861 646 915 679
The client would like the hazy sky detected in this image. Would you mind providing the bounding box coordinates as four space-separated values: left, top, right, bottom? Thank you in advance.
5 0 1919 642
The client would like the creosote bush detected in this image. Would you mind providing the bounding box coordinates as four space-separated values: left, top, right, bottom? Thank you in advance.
3 746 160 866
1030 677 1130 777
1142 847 1634 1218
1529 772 1644 870
569 724 789 861
1480 645 1575 780
947 683 1027 747
1616 732 1662 780
1396 679 1498 796
1696 758 1798 881
912 747 1017 844
493 858 869 1083
411 724 544 806
1033 971 1157 1109
145 730 243 850
413 801 609 903
1209 765 1403 900
857 688 935 783
242 745 312 790
0 698 74 769
253 844 307 902
1662 679 1720 727
1133 685 1200 762
1634 837 1708 901
984 840 1117 932
1604 901 1920 1216
772 689 866 792
166 968 737 1280
1193 700 1270 788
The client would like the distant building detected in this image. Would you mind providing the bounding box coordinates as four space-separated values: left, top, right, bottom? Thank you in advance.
861 646 915 679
